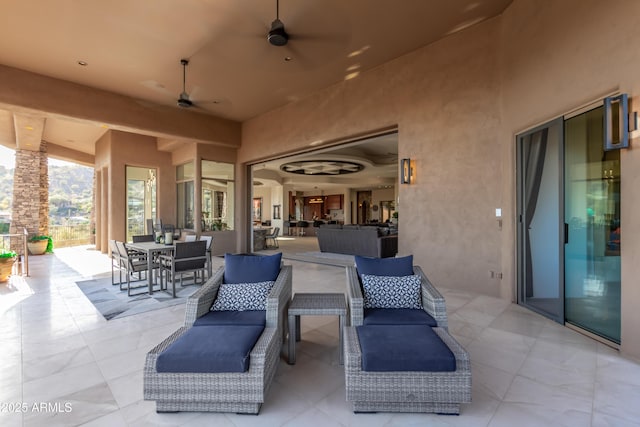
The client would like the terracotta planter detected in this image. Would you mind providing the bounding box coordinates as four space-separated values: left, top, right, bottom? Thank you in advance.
28 240 48 255
0 257 16 282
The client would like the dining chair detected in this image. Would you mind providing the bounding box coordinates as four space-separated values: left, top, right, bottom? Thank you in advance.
265 227 280 248
146 219 155 235
132 234 155 243
158 240 208 297
184 234 197 242
115 240 155 296
109 239 125 287
199 235 213 278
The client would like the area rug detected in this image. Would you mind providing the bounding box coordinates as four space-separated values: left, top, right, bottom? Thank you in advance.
76 276 199 320
282 251 355 267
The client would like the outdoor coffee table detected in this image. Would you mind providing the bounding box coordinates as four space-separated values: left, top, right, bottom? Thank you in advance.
288 292 347 365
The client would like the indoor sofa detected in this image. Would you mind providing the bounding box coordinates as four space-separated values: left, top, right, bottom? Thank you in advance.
317 225 398 258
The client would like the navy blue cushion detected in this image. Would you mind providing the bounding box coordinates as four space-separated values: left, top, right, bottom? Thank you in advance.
224 253 282 284
363 308 437 326
193 310 266 327
156 325 264 373
355 255 413 277
356 325 456 372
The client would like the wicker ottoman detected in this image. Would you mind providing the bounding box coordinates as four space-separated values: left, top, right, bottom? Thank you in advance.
343 326 471 414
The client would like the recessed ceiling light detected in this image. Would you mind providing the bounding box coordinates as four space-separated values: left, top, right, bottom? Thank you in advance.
344 71 360 81
77 60 88 66
24 126 34 130
284 56 293 62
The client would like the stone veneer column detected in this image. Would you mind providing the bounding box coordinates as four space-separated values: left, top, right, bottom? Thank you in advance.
9 141 49 248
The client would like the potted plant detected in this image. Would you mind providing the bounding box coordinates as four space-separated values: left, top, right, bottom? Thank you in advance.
0 249 17 282
28 235 52 255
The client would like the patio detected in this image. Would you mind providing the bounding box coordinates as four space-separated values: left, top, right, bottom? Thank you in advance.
1 243 639 426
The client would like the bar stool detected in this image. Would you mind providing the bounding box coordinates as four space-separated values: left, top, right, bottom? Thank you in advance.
297 221 309 236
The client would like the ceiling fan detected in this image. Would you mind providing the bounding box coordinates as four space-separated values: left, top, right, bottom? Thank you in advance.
177 59 194 108
267 0 289 46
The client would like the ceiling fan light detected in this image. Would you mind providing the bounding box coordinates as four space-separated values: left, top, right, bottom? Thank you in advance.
268 19 288 46
177 98 193 108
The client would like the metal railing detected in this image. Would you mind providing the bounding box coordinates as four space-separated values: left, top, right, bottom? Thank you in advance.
0 229 29 276
49 224 92 248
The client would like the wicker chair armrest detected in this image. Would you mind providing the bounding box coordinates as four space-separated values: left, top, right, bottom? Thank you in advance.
183 267 224 327
414 265 448 330
346 266 364 326
247 327 277 373
265 265 292 329
343 326 362 369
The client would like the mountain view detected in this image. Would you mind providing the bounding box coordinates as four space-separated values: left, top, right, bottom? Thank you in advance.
0 163 93 232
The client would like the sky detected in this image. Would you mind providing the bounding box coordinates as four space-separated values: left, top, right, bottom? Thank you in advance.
0 145 76 168
0 145 14 168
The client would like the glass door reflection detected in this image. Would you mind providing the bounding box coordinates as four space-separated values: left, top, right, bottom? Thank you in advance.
564 106 621 344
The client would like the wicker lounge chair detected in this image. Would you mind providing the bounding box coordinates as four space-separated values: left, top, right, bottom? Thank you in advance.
144 262 292 414
344 260 470 414
346 264 448 329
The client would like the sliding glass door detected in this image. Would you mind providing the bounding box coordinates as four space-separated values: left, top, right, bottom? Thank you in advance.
517 105 621 344
564 106 621 343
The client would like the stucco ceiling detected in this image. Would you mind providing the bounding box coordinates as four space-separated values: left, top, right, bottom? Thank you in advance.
0 0 512 158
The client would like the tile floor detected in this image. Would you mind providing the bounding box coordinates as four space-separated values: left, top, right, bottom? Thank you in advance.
1 244 640 426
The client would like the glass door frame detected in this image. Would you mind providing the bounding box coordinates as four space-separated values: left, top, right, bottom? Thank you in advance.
516 118 565 324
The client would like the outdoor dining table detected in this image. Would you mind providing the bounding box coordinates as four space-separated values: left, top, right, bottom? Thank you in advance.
126 240 174 295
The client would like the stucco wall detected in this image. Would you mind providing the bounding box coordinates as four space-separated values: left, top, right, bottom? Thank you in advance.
241 0 640 358
241 18 503 298
94 130 175 247
499 0 640 358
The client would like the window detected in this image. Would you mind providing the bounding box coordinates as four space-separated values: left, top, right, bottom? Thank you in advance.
126 166 156 241
202 160 234 231
176 162 194 229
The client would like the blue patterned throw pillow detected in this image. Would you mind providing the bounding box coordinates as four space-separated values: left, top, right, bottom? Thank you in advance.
361 274 422 309
211 281 275 311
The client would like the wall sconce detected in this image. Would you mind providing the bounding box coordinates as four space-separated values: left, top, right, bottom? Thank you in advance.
604 93 636 151
400 158 414 184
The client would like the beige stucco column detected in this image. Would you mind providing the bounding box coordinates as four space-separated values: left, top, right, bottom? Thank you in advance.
95 169 102 252
100 166 109 253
